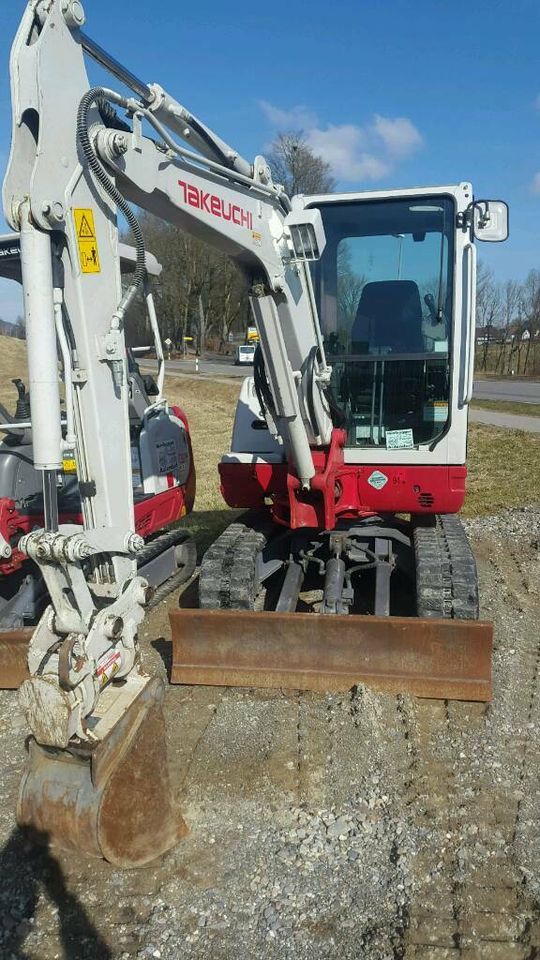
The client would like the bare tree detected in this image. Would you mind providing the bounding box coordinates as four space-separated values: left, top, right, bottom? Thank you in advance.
497 280 520 375
475 262 501 371
515 270 540 374
213 255 248 349
268 132 335 197
121 213 251 353
337 242 366 340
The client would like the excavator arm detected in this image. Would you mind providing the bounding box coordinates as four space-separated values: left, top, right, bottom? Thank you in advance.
2 0 334 863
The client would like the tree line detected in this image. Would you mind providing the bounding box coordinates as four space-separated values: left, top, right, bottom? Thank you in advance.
475 263 540 375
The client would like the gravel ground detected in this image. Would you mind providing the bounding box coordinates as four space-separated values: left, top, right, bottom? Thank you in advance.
0 506 539 959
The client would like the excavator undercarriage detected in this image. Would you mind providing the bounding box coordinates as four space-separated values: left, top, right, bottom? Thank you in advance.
169 510 491 702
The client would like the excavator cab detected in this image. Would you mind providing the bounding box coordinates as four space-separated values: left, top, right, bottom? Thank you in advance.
309 189 506 461
315 196 453 449
197 187 508 700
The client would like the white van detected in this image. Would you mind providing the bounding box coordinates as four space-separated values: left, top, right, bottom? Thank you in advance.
234 344 256 365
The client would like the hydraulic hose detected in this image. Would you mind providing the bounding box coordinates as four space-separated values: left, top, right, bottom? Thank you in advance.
77 87 146 319
306 345 347 432
306 346 320 435
96 97 131 133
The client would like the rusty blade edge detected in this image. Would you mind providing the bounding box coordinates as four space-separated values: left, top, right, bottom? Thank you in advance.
169 610 492 702
171 666 491 702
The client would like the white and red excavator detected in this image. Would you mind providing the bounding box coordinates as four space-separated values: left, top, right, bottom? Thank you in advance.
2 0 507 865
0 233 195 638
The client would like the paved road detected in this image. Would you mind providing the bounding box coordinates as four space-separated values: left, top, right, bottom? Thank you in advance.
155 355 247 379
473 378 540 403
150 361 540 399
469 407 540 433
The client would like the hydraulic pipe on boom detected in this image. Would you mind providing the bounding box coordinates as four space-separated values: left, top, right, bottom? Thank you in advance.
18 204 62 530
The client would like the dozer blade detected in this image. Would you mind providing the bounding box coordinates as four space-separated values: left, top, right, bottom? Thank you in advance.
0 628 31 688
17 675 187 867
170 609 492 702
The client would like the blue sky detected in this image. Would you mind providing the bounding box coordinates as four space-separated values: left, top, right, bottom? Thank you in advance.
0 0 538 320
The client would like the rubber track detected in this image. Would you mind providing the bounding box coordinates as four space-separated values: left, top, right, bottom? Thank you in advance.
413 514 479 620
199 513 272 610
136 527 192 568
137 528 197 610
147 558 196 610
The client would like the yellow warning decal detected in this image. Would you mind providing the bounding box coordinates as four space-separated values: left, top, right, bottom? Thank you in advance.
73 208 101 273
62 458 77 474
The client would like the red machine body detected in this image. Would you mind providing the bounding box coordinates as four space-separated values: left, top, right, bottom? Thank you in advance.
0 405 195 578
220 429 466 530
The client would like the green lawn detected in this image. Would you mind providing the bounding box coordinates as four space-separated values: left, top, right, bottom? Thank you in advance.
464 424 540 516
472 398 540 418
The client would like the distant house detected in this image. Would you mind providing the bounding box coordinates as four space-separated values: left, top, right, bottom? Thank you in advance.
475 324 504 344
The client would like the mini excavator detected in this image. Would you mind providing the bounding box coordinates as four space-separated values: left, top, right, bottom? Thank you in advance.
3 1 507 865
0 234 195 641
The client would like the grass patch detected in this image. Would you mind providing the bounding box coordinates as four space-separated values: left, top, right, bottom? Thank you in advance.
163 374 242 550
0 336 28 410
464 424 540 517
471 398 540 417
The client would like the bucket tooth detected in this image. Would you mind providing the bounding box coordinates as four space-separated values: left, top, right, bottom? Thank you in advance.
17 675 186 867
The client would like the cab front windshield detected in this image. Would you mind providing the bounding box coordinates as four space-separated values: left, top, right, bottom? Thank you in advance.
311 196 455 449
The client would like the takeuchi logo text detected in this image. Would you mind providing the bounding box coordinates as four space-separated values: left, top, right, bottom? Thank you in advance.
178 180 253 230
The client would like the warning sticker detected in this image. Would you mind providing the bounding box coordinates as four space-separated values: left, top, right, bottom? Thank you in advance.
367 470 388 490
157 439 178 475
73 208 101 273
95 649 121 687
386 428 414 450
62 455 77 474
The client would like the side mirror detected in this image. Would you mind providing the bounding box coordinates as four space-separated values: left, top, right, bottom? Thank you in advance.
472 200 509 242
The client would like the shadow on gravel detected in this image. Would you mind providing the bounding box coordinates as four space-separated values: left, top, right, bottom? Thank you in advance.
0 826 112 960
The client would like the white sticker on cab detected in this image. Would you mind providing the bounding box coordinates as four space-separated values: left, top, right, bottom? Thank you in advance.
385 428 414 450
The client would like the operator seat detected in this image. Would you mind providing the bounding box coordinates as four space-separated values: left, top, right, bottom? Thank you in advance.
351 280 424 354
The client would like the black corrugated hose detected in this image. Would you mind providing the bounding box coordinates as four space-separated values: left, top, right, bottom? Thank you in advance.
76 87 145 315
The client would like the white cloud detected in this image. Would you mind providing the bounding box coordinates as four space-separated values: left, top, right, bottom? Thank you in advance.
260 102 423 183
531 172 540 194
258 100 317 131
306 124 390 181
372 114 423 158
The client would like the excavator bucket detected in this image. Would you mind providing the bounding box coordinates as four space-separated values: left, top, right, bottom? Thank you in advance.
169 609 492 702
17 675 186 867
0 628 31 688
